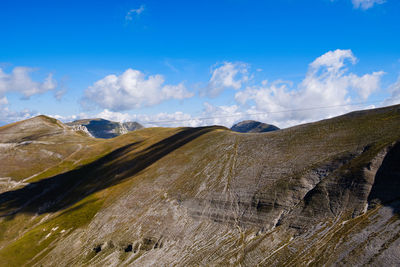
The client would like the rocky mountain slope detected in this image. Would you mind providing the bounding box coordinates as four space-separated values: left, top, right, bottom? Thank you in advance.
0 105 400 266
231 120 279 133
66 118 143 139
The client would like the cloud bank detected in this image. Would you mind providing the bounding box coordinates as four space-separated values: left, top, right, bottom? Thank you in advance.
1 50 394 130
80 50 387 129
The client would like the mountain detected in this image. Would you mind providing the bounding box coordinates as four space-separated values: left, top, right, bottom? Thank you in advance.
0 115 94 192
231 120 279 133
66 118 143 139
0 105 400 266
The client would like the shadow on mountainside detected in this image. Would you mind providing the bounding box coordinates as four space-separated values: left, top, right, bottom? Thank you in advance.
368 141 400 213
0 126 223 217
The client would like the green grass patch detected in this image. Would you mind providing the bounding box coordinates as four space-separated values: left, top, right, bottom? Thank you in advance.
0 194 103 267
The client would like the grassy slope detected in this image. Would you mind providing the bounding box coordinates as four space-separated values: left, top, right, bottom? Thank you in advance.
0 126 199 266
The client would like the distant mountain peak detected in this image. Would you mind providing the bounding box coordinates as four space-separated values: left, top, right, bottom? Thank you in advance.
231 120 279 133
66 118 143 139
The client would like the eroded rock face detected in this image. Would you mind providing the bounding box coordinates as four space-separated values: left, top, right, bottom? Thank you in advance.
68 124 93 137
368 142 400 206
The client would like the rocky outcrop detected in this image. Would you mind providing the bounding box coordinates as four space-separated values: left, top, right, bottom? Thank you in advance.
68 124 93 137
231 120 279 133
66 119 143 139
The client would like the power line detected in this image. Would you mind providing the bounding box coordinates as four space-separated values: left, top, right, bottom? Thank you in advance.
141 98 399 125
0 98 398 129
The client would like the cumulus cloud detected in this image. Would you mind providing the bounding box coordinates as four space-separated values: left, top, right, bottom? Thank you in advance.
352 0 385 10
126 5 145 21
84 68 193 111
234 49 384 127
302 49 384 101
0 67 57 100
204 62 249 97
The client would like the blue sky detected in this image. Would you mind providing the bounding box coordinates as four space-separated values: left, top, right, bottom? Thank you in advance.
1 0 399 128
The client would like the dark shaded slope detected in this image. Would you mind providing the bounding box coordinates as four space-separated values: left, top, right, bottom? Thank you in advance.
0 115 87 143
368 141 400 207
0 115 93 183
0 126 224 217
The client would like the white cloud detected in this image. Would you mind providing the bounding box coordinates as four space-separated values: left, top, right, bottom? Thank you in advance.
54 89 66 101
348 72 384 99
205 62 249 97
0 67 57 99
140 112 201 127
309 49 356 72
200 103 241 127
0 106 38 126
50 113 90 123
161 83 191 99
90 105 243 128
126 5 145 21
92 109 200 127
0 96 8 105
143 103 244 128
96 109 137 123
384 76 400 105
84 68 193 111
0 67 58 126
352 0 385 10
234 49 384 128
